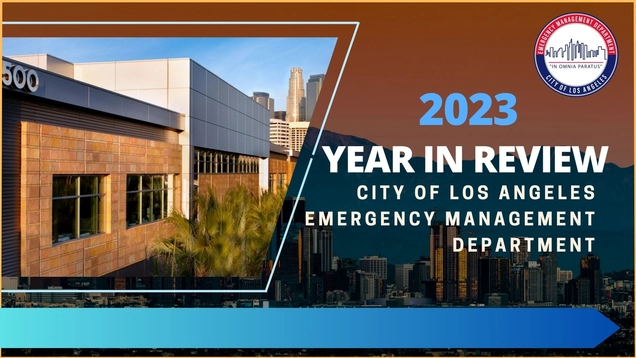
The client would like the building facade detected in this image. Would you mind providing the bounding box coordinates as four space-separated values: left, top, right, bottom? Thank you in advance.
270 119 290 149
3 54 296 278
289 121 310 152
252 92 275 119
286 67 305 123
305 74 325 122
2 56 184 277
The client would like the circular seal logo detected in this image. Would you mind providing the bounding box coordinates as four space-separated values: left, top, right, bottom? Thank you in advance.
534 13 618 97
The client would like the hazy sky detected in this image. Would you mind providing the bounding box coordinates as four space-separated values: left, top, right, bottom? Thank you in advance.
2 37 337 111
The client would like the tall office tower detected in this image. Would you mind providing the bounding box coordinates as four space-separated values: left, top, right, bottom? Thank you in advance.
457 248 468 300
289 121 310 152
274 111 287 121
429 221 461 302
359 255 387 280
467 250 480 301
539 252 558 305
395 263 414 291
252 92 275 119
286 67 306 122
580 254 603 304
557 268 573 283
410 257 431 295
510 238 530 266
356 271 377 301
477 256 510 303
509 264 525 302
306 74 325 122
565 277 591 305
309 226 333 273
523 261 544 303
270 119 291 148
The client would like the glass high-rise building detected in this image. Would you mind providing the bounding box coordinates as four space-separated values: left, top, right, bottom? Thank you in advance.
539 252 558 305
580 254 603 304
429 221 461 301
477 256 510 303
306 74 325 122
359 255 387 280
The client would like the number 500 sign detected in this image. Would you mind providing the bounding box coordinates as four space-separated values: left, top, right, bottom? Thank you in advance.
2 61 39 92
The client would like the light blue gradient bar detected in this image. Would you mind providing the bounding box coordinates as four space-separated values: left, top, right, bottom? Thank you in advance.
0 308 618 349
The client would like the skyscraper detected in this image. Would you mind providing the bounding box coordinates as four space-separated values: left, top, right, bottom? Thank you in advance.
359 255 387 280
580 254 603 304
523 261 544 303
477 256 510 303
356 271 377 301
289 121 310 152
510 237 530 266
252 92 275 119
539 252 558 305
410 257 432 296
309 226 334 273
286 68 306 122
306 74 325 122
395 263 414 291
429 221 460 301
557 268 573 283
270 119 290 148
510 264 525 302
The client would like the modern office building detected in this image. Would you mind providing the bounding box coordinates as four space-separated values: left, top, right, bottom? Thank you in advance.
510 237 530 266
286 67 306 122
2 54 296 278
557 268 573 283
539 252 558 305
270 119 290 149
274 111 286 121
429 222 461 301
252 92 275 119
580 254 603 304
289 121 310 152
477 256 510 303
305 74 325 122
395 263 414 291
359 255 387 280
308 226 333 274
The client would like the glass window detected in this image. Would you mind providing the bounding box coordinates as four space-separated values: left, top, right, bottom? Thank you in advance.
126 174 173 228
192 149 260 175
52 176 105 244
269 174 275 193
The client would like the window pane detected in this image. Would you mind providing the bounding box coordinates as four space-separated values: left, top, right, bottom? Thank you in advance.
80 176 100 195
53 176 77 198
142 175 152 191
126 193 140 227
79 196 101 236
153 176 163 190
142 191 152 223
153 190 162 220
53 198 76 243
127 175 140 192
163 188 168 218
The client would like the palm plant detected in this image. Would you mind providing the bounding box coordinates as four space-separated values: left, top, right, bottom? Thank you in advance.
149 184 286 277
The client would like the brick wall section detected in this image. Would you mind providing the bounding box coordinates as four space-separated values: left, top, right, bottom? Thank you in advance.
197 173 260 200
269 154 298 187
21 122 181 277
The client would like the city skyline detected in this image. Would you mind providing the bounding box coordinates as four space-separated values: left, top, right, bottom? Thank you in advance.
1 37 337 111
